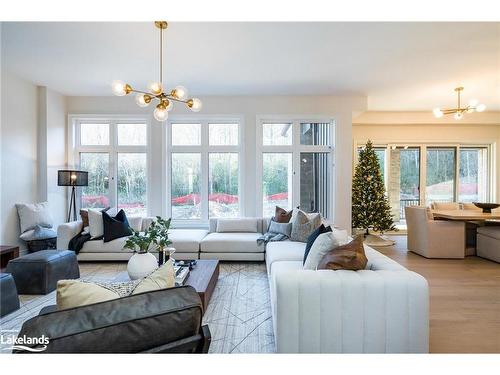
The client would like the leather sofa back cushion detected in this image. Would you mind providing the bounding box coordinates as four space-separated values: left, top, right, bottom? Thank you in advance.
216 218 259 233
317 235 368 271
274 206 292 223
56 261 174 310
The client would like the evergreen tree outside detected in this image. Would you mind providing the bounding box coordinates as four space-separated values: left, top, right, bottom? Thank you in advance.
352 140 395 235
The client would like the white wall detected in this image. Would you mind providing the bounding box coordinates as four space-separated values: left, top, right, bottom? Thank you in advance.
39 87 67 226
0 71 39 249
353 111 500 202
0 69 67 250
67 95 367 230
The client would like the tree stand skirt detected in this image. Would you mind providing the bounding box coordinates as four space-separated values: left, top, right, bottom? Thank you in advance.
363 234 395 247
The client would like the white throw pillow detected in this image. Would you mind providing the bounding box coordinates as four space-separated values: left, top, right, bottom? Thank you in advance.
56 260 175 310
303 229 349 270
88 209 105 239
216 218 258 233
15 202 53 233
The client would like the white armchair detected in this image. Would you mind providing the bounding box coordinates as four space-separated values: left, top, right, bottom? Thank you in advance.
405 206 465 259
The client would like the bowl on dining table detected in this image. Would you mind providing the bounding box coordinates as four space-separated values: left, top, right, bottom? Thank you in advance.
473 202 500 213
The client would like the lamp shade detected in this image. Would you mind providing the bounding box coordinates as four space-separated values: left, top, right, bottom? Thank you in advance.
58 170 88 187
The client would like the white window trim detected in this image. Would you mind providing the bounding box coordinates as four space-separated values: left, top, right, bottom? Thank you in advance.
165 115 245 226
67 114 151 215
256 115 335 219
353 140 496 206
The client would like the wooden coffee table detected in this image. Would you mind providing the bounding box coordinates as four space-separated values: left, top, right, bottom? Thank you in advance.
184 260 219 313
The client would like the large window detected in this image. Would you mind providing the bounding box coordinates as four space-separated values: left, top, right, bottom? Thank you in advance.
75 119 149 216
259 119 334 219
360 143 492 227
168 119 242 222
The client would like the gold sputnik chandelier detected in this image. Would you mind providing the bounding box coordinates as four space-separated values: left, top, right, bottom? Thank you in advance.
112 21 202 121
433 87 486 120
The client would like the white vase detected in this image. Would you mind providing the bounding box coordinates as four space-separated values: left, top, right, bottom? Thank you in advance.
127 252 158 280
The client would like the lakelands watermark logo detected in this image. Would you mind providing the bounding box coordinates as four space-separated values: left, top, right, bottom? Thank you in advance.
1 330 49 352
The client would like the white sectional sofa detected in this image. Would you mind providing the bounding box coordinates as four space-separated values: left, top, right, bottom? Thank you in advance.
57 216 208 261
266 239 429 353
57 216 429 353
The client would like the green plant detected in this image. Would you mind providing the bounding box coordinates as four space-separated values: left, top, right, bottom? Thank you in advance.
148 216 172 252
123 230 152 253
123 216 172 253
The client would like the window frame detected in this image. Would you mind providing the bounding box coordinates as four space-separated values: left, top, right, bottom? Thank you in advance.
69 115 150 215
354 141 494 207
256 116 335 219
165 115 244 226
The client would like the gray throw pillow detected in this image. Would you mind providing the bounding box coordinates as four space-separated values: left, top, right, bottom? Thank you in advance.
19 225 57 241
290 210 322 242
16 202 53 233
268 220 292 237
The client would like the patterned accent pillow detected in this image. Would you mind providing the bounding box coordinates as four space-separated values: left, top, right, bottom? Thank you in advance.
56 261 174 310
290 210 322 242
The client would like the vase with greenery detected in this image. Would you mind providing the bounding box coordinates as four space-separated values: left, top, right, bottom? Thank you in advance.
123 216 172 279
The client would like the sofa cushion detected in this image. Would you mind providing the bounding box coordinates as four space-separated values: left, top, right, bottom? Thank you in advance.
290 210 322 242
268 219 292 237
127 216 143 232
16 202 54 233
265 240 306 274
216 218 259 233
303 224 332 265
200 232 264 253
303 229 349 270
274 206 293 223
79 236 136 253
317 235 368 271
56 261 175 310
169 229 209 253
103 210 133 243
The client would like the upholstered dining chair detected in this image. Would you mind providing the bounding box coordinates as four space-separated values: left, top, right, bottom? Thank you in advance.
405 206 465 259
430 201 461 210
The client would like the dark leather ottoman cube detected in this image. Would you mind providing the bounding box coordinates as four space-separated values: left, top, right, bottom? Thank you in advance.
6 250 80 294
1 273 20 317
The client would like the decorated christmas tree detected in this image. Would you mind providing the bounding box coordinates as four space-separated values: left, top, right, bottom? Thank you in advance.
352 140 395 236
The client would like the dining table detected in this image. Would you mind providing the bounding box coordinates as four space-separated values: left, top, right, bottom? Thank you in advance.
432 209 500 255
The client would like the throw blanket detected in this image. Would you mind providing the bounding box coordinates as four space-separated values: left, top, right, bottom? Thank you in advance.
257 232 288 245
68 232 102 254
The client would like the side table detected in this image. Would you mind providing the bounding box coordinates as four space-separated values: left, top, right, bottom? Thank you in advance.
0 245 19 272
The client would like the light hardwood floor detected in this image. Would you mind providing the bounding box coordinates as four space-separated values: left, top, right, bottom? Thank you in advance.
1 236 498 353
373 235 500 353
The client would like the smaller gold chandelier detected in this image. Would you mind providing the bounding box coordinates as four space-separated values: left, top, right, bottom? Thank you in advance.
112 21 202 122
433 87 486 120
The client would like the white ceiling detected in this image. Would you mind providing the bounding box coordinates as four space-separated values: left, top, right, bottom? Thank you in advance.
2 22 500 110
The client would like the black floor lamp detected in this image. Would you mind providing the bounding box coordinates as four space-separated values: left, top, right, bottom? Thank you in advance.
58 170 89 222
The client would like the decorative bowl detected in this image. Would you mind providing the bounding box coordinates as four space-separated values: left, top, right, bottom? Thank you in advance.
473 202 500 213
